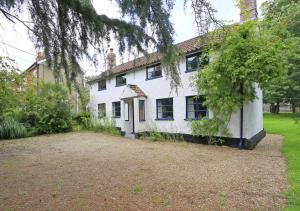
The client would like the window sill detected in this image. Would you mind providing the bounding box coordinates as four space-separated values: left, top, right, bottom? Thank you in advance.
184 118 206 121
146 76 163 81
139 120 146 122
112 116 121 118
185 69 197 73
116 84 126 87
98 88 107 91
155 118 174 121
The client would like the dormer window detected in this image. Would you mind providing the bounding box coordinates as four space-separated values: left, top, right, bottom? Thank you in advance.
98 79 106 91
146 63 162 80
186 52 209 72
116 74 126 86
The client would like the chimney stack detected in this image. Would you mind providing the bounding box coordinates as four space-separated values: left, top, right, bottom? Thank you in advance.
107 48 116 70
240 0 258 22
36 51 45 61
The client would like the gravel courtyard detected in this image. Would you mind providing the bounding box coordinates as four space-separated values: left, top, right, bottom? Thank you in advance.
0 132 287 211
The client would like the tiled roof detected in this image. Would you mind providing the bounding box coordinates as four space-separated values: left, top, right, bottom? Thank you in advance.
88 35 205 83
129 84 146 97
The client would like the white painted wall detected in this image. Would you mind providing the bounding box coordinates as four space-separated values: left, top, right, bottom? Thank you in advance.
89 57 263 139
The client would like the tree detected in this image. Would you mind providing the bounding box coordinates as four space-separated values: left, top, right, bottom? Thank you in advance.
263 75 289 113
0 56 24 118
262 0 300 113
0 0 218 91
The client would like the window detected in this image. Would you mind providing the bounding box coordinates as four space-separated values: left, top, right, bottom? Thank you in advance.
156 98 173 120
146 64 162 80
139 100 145 121
112 101 121 118
98 80 106 91
98 103 106 118
186 52 209 72
116 74 126 86
186 96 207 120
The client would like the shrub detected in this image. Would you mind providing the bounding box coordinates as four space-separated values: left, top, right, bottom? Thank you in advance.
72 112 92 129
0 118 27 139
140 130 184 142
88 117 121 136
20 83 73 135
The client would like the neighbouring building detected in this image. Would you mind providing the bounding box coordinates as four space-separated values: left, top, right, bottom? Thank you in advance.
23 52 85 112
88 0 265 149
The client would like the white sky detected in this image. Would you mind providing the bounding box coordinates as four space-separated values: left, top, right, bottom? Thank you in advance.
0 0 266 75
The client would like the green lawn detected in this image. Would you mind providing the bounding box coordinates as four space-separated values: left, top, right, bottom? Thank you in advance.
264 113 300 211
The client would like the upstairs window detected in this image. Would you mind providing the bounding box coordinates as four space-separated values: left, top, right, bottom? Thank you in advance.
116 74 126 86
98 80 106 91
146 64 162 80
186 96 207 120
98 103 106 118
156 98 173 120
186 52 209 72
112 101 121 118
139 100 145 121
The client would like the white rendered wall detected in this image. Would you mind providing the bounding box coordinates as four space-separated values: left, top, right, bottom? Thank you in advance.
89 58 263 139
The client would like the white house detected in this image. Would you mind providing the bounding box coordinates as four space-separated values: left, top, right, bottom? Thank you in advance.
88 0 265 149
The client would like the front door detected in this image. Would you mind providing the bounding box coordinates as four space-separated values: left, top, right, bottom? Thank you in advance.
123 99 134 135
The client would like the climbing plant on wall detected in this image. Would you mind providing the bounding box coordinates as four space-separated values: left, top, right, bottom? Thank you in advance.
190 20 289 141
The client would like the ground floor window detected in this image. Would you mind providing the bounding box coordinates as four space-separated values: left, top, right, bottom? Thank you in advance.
112 101 121 118
186 96 207 120
156 98 173 120
98 103 106 118
139 100 145 121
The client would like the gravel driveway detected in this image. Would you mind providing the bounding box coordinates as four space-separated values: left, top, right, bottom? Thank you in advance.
0 132 287 211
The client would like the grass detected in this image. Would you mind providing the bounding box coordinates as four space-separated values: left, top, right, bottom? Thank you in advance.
0 118 27 139
133 184 142 193
264 113 300 211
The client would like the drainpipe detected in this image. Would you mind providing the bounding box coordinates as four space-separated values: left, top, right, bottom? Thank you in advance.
239 83 244 149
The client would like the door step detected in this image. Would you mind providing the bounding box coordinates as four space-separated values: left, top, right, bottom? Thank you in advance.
125 133 136 139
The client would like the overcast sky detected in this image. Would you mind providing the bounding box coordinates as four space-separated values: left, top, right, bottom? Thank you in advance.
0 0 266 75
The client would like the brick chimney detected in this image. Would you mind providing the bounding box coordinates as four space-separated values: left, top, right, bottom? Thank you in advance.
36 51 45 61
240 0 258 22
107 48 116 70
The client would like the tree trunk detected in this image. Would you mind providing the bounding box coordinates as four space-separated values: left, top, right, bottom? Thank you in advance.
275 99 280 114
292 102 296 113
270 103 276 113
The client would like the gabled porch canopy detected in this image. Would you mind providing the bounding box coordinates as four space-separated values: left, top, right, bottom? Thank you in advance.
120 84 147 100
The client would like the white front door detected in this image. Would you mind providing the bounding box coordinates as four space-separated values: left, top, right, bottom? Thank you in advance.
123 99 134 135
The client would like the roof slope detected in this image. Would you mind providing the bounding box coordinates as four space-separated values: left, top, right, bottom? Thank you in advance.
88 35 205 83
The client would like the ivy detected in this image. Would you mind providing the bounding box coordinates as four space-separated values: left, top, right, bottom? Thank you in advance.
191 21 289 139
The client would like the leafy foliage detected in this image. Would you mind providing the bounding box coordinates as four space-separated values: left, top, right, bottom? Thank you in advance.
72 112 91 129
191 20 288 138
0 0 171 89
87 117 121 136
262 0 300 113
0 56 23 117
0 117 27 139
20 83 73 134
0 0 222 90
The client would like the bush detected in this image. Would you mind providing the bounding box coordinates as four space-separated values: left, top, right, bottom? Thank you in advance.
20 83 73 135
140 130 184 142
88 117 121 136
72 112 92 129
0 118 27 139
